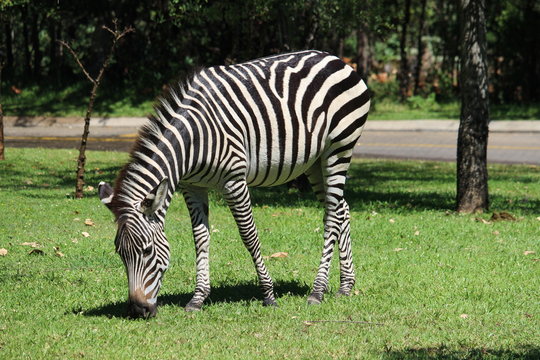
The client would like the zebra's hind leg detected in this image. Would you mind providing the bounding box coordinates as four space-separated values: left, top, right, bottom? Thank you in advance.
182 187 212 311
336 200 355 296
305 161 336 305
306 150 356 304
222 180 277 307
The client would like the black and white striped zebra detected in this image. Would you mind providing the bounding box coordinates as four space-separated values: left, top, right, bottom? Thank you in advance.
98 50 370 318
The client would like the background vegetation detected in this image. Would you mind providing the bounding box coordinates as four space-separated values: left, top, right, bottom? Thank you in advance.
0 148 539 358
1 0 539 118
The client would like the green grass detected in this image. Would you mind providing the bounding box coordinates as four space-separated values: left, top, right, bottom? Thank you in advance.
1 148 539 359
3 82 540 120
369 99 540 120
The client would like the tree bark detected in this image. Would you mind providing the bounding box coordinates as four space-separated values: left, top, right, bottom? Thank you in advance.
399 0 412 101
22 7 32 77
457 0 489 213
4 21 14 77
31 11 41 79
414 0 427 95
356 26 369 81
0 60 4 160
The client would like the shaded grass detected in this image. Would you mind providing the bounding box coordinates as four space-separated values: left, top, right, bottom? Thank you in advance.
0 148 539 359
4 81 540 120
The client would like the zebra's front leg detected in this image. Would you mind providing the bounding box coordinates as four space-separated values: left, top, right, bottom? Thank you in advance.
182 188 211 311
222 180 277 307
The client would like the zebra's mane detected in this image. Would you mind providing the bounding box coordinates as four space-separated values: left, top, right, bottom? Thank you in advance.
110 70 202 215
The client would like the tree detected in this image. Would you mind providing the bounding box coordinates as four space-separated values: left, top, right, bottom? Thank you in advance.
0 55 4 161
398 0 412 101
456 0 490 213
59 20 133 198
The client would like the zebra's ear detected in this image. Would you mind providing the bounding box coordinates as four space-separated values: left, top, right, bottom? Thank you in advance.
140 178 169 216
98 182 115 211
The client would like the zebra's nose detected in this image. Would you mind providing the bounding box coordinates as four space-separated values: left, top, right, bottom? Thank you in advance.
128 290 157 318
129 299 157 318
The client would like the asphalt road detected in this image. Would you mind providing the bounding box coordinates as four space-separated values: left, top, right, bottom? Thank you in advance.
4 119 540 165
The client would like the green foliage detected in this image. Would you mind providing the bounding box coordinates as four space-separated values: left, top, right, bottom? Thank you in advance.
406 93 437 110
0 148 539 358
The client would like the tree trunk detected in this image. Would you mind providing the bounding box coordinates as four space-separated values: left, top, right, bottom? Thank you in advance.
0 60 4 160
4 21 14 77
22 7 32 77
456 0 489 213
31 11 41 79
399 0 412 101
414 0 427 95
356 26 370 81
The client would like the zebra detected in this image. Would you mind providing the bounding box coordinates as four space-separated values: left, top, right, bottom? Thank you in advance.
98 50 370 318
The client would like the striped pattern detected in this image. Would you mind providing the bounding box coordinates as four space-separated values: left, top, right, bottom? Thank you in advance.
99 50 371 316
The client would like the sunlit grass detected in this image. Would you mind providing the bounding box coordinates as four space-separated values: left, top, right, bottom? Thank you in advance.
0 148 539 359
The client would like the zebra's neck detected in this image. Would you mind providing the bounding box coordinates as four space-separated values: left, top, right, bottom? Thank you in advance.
113 110 193 221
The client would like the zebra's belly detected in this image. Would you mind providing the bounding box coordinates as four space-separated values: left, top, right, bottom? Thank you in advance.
245 151 320 187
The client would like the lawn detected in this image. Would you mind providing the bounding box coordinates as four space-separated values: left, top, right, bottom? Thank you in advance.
0 148 539 359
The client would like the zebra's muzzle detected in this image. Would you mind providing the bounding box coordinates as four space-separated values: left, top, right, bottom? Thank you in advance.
128 290 157 318
128 299 157 319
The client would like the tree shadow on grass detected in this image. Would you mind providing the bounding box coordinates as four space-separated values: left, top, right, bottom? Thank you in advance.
79 280 310 319
382 345 540 359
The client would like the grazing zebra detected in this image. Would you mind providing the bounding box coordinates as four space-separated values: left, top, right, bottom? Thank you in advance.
98 50 370 318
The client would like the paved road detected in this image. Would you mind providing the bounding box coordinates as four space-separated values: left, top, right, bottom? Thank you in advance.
356 131 540 165
4 117 540 165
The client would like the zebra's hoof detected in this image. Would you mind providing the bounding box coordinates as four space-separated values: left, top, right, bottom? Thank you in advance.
307 293 323 305
336 289 351 297
184 300 203 312
262 298 278 307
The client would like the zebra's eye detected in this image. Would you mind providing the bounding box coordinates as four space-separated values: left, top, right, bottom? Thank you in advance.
142 246 152 256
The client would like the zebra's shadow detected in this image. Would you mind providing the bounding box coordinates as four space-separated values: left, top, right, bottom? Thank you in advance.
79 280 310 319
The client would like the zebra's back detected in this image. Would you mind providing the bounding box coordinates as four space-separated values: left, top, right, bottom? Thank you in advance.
166 50 370 188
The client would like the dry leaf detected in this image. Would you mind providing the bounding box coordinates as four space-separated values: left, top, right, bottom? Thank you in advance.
24 179 33 185
475 217 492 225
536 217 540 221
55 251 65 257
270 252 288 258
314 227 320 233
29 249 44 255
460 314 469 319
523 250 536 256
354 290 361 296
20 242 40 248
71 238 78 243
492 231 500 235
414 230 420 236
81 232 90 238
84 219 95 226
85 186 95 191
73 218 80 221
389 218 395 224
394 248 404 252
303 321 314 326
0 248 8 256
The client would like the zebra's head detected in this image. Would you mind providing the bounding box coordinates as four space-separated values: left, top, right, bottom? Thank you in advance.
98 179 170 318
